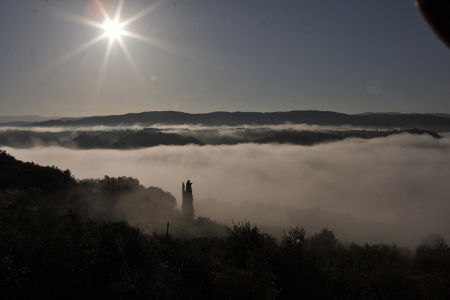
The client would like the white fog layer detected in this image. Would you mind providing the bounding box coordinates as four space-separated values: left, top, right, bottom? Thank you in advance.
4 133 450 247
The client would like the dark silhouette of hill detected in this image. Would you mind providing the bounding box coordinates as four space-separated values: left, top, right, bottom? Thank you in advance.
255 129 441 145
0 150 75 194
0 129 202 149
110 130 202 148
0 128 440 149
1 151 449 299
30 110 450 131
74 129 202 148
0 130 71 148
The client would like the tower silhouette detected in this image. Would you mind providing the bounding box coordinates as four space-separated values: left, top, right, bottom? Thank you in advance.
182 180 194 221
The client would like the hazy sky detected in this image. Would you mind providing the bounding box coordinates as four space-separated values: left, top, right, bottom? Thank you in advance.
0 0 449 116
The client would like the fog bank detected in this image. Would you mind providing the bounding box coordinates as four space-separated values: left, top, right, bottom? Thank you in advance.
0 123 404 133
4 134 450 246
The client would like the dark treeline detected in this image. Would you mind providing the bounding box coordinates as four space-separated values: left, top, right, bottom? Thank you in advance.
1 151 449 299
0 127 440 149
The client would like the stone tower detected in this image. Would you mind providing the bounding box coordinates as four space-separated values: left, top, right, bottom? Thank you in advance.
182 180 194 221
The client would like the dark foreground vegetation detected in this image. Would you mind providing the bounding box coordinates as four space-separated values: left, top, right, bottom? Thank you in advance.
1 151 449 299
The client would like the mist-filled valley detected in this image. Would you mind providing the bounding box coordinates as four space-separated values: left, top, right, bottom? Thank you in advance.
2 127 449 299
3 127 450 247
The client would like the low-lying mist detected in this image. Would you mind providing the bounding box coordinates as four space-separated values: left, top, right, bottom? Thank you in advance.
4 133 450 247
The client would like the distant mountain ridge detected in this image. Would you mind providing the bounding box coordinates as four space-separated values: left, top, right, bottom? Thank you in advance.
28 110 450 131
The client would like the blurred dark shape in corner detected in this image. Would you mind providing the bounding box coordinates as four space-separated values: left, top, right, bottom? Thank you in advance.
416 0 450 48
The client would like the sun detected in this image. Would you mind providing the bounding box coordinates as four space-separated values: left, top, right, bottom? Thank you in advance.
102 18 124 41
51 0 170 100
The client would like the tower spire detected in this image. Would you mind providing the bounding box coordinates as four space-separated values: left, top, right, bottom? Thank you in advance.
181 180 194 221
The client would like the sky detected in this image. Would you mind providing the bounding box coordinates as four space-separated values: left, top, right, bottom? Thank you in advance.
0 0 449 117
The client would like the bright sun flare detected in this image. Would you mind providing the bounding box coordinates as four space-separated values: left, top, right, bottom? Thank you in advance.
53 0 169 100
102 19 124 40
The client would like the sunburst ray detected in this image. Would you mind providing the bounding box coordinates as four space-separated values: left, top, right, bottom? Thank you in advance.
53 9 104 30
117 37 151 95
94 0 110 20
121 0 167 27
55 33 107 66
114 0 125 22
121 30 176 55
93 38 114 101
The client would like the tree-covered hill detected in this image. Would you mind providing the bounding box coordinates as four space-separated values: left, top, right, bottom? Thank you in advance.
0 150 75 193
0 128 440 149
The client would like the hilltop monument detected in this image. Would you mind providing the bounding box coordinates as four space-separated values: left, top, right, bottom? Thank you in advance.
182 180 194 221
